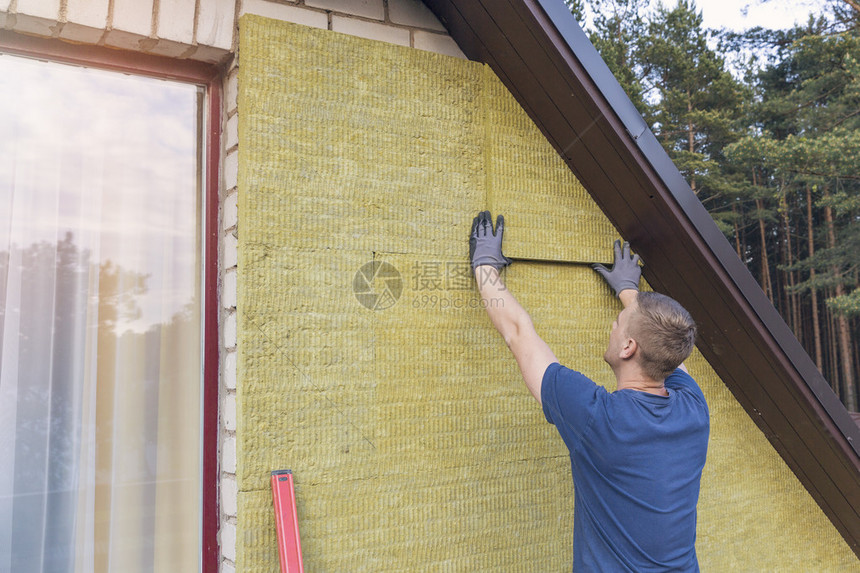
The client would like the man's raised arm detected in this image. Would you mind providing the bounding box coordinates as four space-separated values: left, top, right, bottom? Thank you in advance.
470 211 557 403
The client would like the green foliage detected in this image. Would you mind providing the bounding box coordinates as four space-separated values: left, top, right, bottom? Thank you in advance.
583 0 650 113
828 289 860 316
564 0 587 23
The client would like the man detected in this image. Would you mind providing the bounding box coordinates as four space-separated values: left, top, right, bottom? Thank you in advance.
470 211 709 572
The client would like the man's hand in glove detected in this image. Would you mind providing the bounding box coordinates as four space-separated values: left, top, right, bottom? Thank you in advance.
470 210 512 271
592 240 641 298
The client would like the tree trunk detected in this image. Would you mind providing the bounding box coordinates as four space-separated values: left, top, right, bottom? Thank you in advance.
733 205 742 259
855 318 860 388
755 197 774 304
793 208 805 347
781 191 799 337
687 94 696 193
835 296 856 408
806 186 823 370
825 297 840 397
824 197 857 410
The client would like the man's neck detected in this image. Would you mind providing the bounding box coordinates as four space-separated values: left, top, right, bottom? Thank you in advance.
615 372 668 397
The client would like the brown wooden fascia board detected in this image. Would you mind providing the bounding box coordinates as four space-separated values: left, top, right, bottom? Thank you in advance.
425 0 860 554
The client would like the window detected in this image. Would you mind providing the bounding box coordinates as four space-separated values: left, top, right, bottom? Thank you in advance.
0 46 217 571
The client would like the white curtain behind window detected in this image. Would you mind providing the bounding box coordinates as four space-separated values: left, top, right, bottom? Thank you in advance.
0 54 202 572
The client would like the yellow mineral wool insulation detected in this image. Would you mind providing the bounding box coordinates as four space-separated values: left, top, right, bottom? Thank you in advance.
481 66 618 264
236 15 857 572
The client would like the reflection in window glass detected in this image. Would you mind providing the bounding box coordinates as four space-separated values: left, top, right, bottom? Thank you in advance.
0 53 203 572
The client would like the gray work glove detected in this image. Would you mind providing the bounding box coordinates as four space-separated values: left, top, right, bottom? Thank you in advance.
592 240 641 295
469 211 512 271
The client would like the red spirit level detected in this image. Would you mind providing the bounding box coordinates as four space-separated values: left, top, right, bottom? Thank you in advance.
271 470 304 572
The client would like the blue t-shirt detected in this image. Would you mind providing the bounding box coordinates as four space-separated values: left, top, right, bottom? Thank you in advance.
541 363 709 572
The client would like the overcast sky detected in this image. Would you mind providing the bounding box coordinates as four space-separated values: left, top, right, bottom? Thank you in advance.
694 0 819 31
579 0 821 32
573 0 826 74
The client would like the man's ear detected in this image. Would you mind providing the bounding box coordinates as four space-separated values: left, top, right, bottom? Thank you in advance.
619 337 637 360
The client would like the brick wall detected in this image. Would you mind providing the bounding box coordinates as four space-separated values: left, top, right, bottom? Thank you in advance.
1 2 464 572
1 0 463 60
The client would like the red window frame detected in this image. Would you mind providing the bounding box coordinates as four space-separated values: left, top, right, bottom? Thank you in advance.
0 31 223 572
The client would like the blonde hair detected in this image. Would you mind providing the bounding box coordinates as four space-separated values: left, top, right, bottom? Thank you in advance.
629 292 697 381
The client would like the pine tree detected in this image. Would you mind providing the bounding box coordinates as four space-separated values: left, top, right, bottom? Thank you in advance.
636 1 746 209
629 1 756 278
583 0 650 114
725 9 860 409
